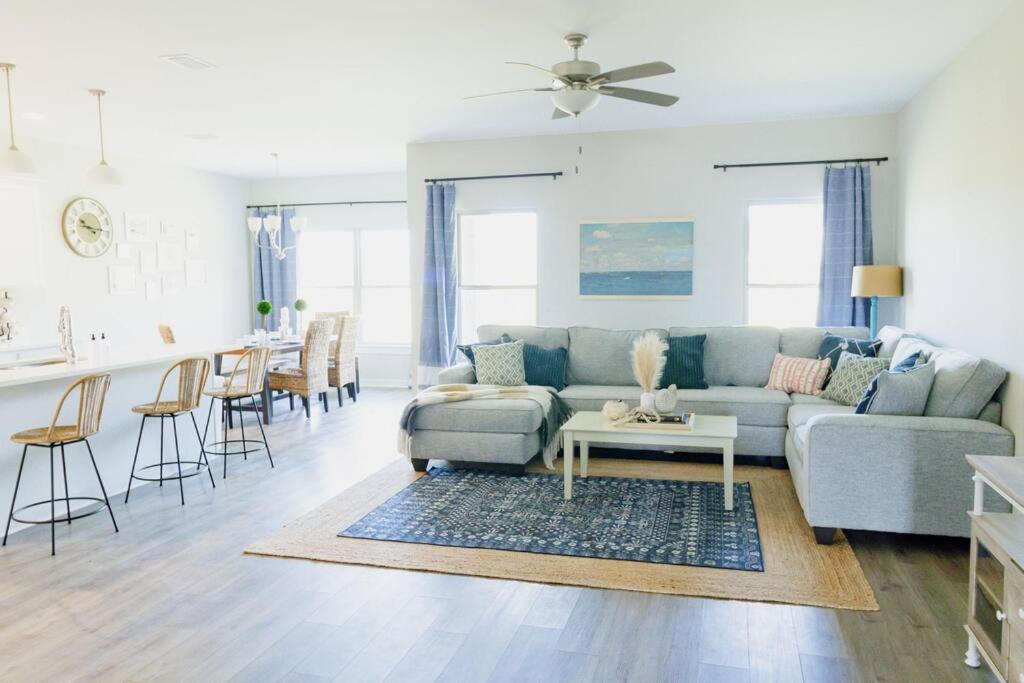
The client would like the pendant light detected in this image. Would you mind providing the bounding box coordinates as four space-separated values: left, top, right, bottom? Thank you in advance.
85 88 122 185
0 63 36 175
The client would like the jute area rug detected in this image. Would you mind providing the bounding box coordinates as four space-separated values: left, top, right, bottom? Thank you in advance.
245 457 879 611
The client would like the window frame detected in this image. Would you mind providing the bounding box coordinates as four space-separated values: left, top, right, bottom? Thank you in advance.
298 224 411 350
743 198 823 326
456 209 540 342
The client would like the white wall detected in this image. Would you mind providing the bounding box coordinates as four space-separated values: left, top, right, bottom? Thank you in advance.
897 0 1023 447
0 136 249 351
248 172 411 387
407 116 899 368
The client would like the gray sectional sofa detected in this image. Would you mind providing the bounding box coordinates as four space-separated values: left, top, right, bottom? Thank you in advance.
407 324 1015 541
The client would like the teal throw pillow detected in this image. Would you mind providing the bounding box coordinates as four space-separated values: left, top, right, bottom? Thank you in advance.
818 332 882 374
661 334 708 389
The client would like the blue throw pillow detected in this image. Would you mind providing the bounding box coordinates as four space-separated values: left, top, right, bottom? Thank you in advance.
891 350 922 372
456 337 505 367
818 332 882 375
855 352 929 414
661 334 708 389
522 344 568 390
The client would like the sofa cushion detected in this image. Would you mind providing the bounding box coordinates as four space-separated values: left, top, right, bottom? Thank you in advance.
876 325 910 358
477 325 568 350
662 334 708 389
558 384 792 427
787 403 856 431
668 326 780 387
410 398 542 434
411 430 540 465
779 326 869 359
890 336 937 368
789 393 841 405
567 327 668 385
924 349 1007 418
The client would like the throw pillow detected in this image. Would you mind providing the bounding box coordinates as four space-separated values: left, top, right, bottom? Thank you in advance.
856 360 936 415
661 334 709 389
764 354 831 395
818 332 882 374
473 340 526 386
891 350 922 372
522 343 568 390
456 337 505 367
820 352 890 406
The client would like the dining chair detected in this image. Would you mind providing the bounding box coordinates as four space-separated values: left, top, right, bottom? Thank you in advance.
125 357 215 506
201 347 274 478
268 319 332 418
158 324 176 345
4 373 118 556
327 315 359 407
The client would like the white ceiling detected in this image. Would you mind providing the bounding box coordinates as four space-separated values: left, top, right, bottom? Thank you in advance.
0 0 1011 178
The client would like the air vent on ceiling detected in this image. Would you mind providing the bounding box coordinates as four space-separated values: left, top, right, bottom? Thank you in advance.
160 53 216 70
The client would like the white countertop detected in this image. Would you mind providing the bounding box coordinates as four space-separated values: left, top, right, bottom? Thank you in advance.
0 343 238 390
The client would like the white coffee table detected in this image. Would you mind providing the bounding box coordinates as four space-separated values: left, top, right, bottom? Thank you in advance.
560 411 739 510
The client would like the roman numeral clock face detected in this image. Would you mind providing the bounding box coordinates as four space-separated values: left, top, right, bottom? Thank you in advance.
62 197 114 258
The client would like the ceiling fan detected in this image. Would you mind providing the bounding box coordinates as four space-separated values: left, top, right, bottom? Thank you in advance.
466 33 679 119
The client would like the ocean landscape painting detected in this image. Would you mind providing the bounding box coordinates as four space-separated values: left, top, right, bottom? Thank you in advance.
579 218 694 298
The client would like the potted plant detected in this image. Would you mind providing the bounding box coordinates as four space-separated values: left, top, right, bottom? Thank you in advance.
256 299 272 331
294 298 308 335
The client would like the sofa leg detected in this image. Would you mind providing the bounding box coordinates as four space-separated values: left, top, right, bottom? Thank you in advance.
411 458 429 472
813 526 838 545
770 456 788 470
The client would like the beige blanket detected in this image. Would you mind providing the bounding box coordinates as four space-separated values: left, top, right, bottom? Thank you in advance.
398 384 568 469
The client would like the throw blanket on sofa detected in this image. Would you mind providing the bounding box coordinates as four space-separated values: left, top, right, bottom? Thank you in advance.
398 384 569 469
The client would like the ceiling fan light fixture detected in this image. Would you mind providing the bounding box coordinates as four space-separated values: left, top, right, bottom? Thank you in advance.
551 86 599 116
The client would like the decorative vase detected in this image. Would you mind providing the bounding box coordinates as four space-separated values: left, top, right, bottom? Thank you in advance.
639 391 657 415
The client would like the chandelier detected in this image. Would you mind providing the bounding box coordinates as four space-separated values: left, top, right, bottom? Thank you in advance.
248 153 307 260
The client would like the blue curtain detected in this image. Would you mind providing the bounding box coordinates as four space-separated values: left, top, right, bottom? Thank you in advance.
251 207 297 331
418 183 457 387
817 166 873 327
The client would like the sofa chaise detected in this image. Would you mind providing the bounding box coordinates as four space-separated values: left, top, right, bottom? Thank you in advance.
406 324 1014 541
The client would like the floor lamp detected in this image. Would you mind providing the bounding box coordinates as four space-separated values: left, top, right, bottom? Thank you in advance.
852 265 903 339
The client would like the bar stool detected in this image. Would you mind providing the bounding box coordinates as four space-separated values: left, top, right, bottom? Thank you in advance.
124 357 214 506
4 373 118 556
201 346 274 478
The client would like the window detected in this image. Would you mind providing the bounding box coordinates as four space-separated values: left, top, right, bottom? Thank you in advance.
746 202 823 327
457 211 538 343
298 227 411 346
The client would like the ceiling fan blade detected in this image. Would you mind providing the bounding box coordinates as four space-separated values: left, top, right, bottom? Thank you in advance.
552 108 570 119
465 87 555 100
505 62 570 84
590 61 675 85
597 86 679 107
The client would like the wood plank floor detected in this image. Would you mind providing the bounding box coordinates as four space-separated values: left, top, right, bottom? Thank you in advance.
0 389 997 682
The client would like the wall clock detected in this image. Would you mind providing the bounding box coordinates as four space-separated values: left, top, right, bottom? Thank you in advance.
61 197 114 257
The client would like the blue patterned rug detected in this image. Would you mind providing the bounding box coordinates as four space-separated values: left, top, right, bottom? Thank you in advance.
339 469 764 572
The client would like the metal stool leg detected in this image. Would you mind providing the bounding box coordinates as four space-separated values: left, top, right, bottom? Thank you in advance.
171 415 185 506
84 439 118 533
59 442 72 525
249 394 274 468
125 416 146 503
238 400 247 462
223 399 230 479
3 445 28 546
48 445 55 556
158 416 165 487
190 412 216 489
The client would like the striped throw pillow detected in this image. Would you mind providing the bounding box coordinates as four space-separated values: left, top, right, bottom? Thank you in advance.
765 354 831 395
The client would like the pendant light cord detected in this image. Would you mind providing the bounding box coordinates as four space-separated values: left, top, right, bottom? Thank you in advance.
3 65 16 151
94 90 107 163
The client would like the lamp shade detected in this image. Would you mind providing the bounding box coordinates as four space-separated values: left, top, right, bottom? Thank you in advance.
0 146 36 175
851 265 903 298
551 86 600 116
85 160 123 185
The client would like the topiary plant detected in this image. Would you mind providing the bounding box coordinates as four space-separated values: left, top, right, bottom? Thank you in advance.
293 298 308 312
256 299 272 330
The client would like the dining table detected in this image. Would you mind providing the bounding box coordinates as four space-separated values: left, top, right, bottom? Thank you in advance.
212 339 358 425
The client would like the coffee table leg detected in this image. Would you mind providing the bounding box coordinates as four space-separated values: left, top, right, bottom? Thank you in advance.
563 431 573 500
723 441 734 511
580 440 589 478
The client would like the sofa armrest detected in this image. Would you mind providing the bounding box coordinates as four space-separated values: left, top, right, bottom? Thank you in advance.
799 414 1014 536
438 362 476 385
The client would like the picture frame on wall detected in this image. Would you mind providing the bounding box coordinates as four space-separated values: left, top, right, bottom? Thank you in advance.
124 212 152 241
579 218 694 299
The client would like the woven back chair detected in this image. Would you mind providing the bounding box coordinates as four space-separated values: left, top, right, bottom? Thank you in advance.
300 319 333 392
328 315 359 405
315 310 348 355
136 357 210 414
158 324 176 345
223 346 272 396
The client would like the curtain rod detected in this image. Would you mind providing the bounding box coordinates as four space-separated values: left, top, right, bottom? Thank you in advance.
245 199 407 209
713 157 889 172
424 171 563 183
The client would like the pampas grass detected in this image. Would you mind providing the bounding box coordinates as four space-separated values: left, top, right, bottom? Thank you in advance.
631 332 668 392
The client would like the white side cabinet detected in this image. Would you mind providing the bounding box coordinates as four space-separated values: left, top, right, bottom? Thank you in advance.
966 455 1024 682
